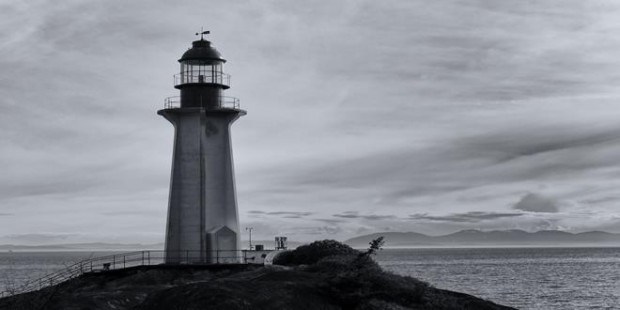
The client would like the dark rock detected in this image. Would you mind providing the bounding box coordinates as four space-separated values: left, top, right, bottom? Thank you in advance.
0 264 515 310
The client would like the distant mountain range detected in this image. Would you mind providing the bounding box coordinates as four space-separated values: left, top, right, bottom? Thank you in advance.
4 231 618 251
0 242 165 251
345 230 620 248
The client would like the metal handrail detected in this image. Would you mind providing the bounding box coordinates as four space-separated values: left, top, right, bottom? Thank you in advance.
164 96 178 108
163 96 240 110
174 72 231 87
0 250 252 299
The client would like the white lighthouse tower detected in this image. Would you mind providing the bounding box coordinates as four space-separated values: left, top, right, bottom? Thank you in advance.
159 31 245 264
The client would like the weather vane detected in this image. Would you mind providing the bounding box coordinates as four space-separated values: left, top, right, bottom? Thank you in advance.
196 27 210 40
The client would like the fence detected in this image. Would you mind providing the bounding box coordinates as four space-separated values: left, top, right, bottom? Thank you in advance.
0 250 249 299
163 96 240 110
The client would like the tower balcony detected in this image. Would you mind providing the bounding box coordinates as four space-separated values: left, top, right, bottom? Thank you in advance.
174 72 231 88
164 96 240 110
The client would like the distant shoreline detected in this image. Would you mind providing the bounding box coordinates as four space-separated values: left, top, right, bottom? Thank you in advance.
357 244 620 249
345 229 620 248
3 229 620 252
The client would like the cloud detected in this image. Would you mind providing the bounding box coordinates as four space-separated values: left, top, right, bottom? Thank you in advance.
409 211 523 223
100 210 152 216
282 226 343 236
248 210 313 218
333 211 397 221
314 218 347 224
460 123 620 167
2 233 77 244
513 193 560 213
581 196 620 205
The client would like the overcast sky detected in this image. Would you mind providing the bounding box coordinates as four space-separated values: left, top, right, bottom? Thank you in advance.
1 0 620 245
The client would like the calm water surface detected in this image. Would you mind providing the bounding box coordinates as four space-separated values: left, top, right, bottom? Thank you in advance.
375 247 620 310
0 251 117 292
0 248 618 309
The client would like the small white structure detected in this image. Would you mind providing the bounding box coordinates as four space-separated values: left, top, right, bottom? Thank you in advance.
207 226 238 263
275 236 288 250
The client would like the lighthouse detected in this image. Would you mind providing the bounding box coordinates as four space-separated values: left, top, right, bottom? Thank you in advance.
159 31 245 264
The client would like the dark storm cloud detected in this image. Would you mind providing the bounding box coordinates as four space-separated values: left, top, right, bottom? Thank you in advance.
409 211 523 223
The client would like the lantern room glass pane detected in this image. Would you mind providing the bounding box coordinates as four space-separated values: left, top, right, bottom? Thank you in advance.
180 61 223 84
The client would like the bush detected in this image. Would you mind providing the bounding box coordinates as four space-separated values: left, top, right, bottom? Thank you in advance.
281 238 429 309
319 262 429 308
272 239 429 308
308 254 380 275
271 250 294 266
273 240 360 266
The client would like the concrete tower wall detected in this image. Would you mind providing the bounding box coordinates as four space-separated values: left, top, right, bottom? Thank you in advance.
202 114 241 232
160 108 243 263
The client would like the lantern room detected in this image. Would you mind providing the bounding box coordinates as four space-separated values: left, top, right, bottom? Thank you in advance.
172 32 236 110
175 39 230 88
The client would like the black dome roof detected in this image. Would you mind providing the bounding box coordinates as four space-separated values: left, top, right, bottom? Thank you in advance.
179 39 226 63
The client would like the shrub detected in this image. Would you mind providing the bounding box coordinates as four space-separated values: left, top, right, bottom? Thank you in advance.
273 240 360 266
310 254 381 275
319 262 429 308
288 237 429 309
359 236 385 258
271 250 294 266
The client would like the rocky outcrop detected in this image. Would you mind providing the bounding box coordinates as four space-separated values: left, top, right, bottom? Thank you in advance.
0 264 514 310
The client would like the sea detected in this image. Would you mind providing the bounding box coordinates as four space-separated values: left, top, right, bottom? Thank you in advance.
0 247 619 309
376 247 620 310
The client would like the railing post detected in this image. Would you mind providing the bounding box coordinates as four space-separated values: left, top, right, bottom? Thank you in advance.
123 255 126 269
217 250 219 264
148 251 151 265
142 251 145 265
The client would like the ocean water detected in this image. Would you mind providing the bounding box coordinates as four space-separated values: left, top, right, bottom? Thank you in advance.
0 248 618 309
0 251 118 294
375 247 620 310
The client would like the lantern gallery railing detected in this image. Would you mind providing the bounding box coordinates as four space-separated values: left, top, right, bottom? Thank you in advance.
174 72 231 87
164 96 240 110
0 250 251 299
